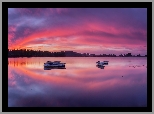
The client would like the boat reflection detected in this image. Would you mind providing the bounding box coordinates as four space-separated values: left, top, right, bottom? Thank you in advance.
44 66 66 70
96 65 105 69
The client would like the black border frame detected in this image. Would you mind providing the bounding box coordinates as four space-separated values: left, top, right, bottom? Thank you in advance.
2 2 152 112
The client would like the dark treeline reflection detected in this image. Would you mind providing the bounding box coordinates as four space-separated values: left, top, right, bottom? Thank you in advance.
8 61 41 67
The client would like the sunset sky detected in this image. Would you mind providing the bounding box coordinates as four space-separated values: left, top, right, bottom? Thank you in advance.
8 8 147 55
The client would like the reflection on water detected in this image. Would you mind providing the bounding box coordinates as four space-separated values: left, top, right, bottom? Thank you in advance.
44 66 66 70
96 65 105 69
8 57 147 107
96 63 108 69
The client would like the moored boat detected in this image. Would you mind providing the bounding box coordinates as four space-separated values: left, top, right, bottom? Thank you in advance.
44 61 66 67
96 61 109 66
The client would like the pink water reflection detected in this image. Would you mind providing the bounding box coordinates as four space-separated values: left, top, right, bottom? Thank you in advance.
8 57 147 107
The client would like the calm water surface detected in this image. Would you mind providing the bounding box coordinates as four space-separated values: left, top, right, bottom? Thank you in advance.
8 57 147 107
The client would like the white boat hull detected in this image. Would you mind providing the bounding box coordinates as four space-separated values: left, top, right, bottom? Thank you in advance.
44 61 66 67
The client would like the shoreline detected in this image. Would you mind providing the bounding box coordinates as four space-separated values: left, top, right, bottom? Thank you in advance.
8 56 147 58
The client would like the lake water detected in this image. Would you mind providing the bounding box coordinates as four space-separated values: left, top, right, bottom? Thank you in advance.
8 57 147 107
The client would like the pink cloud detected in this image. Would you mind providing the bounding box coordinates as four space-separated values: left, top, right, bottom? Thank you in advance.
8 8 147 55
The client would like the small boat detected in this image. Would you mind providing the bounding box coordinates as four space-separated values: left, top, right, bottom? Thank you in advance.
44 61 66 67
96 61 109 65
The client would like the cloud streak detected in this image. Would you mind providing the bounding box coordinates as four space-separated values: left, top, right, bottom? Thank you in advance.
8 8 147 55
